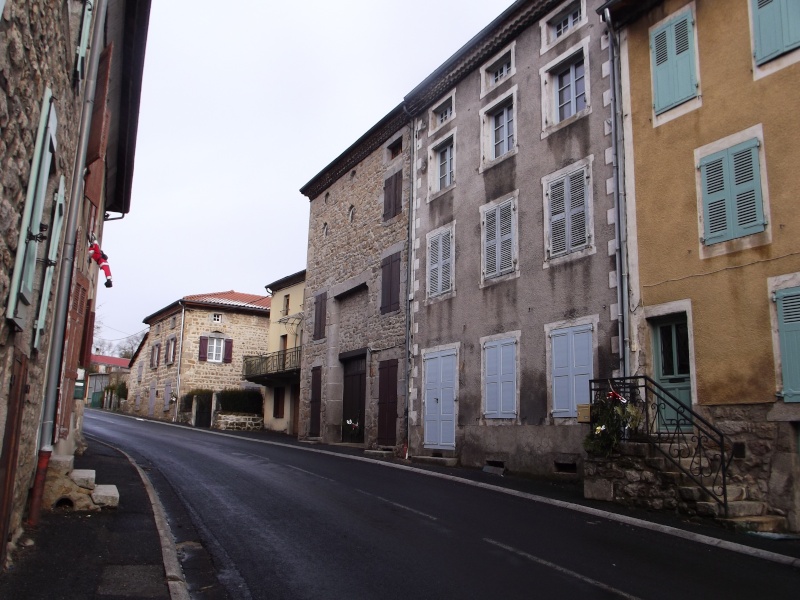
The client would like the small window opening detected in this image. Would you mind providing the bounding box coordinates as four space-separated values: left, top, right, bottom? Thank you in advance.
388 138 403 159
554 461 577 474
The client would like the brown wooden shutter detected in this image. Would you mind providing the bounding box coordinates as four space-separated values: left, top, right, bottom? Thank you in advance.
86 44 113 163
313 292 327 340
383 171 402 221
381 252 401 314
393 171 402 217
223 338 233 363
199 336 208 361
59 272 89 440
84 158 104 208
273 387 285 419
310 366 321 437
80 305 95 368
377 359 398 446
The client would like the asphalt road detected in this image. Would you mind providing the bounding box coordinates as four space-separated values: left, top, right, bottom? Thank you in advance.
84 411 799 600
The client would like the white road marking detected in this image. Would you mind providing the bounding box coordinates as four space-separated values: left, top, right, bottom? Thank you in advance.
356 489 438 521
283 464 335 482
484 538 643 599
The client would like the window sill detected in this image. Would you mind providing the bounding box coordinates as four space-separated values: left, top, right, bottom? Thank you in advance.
653 95 701 128
425 289 456 305
543 244 596 269
699 228 770 260
480 268 520 289
479 147 518 174
541 107 591 140
428 183 456 203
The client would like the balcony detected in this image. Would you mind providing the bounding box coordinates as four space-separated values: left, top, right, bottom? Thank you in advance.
243 347 302 383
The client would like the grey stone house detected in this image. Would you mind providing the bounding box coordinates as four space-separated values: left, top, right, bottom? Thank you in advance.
0 0 150 563
406 0 619 476
299 110 410 449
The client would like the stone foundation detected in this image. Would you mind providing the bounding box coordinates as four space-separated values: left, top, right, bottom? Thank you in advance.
213 413 263 431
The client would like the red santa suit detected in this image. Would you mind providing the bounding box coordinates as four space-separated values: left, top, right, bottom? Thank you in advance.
88 239 113 287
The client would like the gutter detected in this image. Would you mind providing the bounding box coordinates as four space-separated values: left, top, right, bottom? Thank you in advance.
29 0 109 525
173 301 186 422
402 104 415 459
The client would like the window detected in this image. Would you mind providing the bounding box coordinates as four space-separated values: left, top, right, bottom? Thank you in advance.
74 0 93 81
428 93 456 134
751 0 800 65
155 323 161 334
481 197 517 283
436 101 452 125
771 281 800 402
492 103 514 160
212 313 222 323
480 43 516 97
313 292 327 340
165 337 177 365
483 337 517 419
150 343 161 369
137 363 143 383
381 251 401 314
438 140 454 190
544 161 593 261
699 138 766 245
282 294 290 316
651 10 698 115
553 4 582 38
170 316 177 329
550 323 593 418
541 1 587 53
383 171 403 221
199 335 232 363
556 57 586 122
427 226 453 298
274 387 286 418
388 137 403 160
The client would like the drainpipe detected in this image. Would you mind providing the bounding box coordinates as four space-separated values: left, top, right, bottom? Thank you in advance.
28 0 109 525
603 8 630 377
402 105 415 459
173 301 185 422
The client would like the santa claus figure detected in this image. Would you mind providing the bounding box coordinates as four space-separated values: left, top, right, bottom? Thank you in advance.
88 234 113 288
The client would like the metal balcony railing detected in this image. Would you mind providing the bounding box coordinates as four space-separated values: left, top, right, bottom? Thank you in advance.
243 347 301 379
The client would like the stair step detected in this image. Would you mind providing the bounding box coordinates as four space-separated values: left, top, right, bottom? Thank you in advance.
726 501 766 518
91 484 119 508
718 515 787 533
69 469 96 490
48 455 74 477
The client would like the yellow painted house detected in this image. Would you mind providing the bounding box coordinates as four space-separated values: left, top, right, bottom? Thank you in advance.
603 0 800 530
243 270 306 435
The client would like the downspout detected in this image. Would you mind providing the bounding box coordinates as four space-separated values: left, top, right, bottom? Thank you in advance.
402 104 415 459
173 301 186 422
28 0 109 525
603 8 630 377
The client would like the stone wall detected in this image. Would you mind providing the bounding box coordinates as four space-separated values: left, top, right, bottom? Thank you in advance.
0 0 87 551
214 413 263 431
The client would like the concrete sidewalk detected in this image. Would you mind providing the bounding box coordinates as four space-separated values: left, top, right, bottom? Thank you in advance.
1 421 798 600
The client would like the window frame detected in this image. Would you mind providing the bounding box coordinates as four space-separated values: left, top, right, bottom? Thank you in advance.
427 129 457 200
542 156 595 267
426 223 455 300
479 42 516 98
540 0 588 54
694 125 771 260
750 0 800 68
768 274 800 402
165 336 177 365
479 86 518 172
207 336 224 363
480 193 519 287
150 343 161 369
428 91 456 135
539 37 591 138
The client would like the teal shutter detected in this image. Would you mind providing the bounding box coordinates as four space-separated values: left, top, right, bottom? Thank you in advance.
75 0 94 81
651 14 697 114
700 138 765 245
6 89 56 330
777 287 800 402
33 176 66 350
485 338 516 419
753 0 800 65
551 324 593 418
549 169 587 258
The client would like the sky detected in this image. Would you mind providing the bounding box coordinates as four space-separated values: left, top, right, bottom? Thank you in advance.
93 0 516 352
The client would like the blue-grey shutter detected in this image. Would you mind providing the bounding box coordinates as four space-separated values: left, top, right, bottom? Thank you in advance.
550 178 567 257
777 287 800 401
75 0 94 81
33 176 66 350
551 325 592 418
550 170 586 257
424 355 442 446
429 233 441 295
498 201 514 275
568 170 587 251
651 14 697 114
484 207 498 278
440 230 452 293
700 138 765 244
485 339 516 419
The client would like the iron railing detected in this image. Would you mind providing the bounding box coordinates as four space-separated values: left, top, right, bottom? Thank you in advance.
589 376 733 517
243 347 301 379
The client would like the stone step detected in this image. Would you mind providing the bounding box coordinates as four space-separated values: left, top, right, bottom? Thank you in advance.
718 515 787 533
410 455 458 468
69 469 96 490
48 455 74 477
91 484 119 508
726 500 766 518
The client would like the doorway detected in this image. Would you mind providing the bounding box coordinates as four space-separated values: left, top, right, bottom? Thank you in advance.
653 317 693 432
342 356 366 443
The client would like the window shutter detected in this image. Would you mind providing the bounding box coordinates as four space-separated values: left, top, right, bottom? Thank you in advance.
223 338 233 363
440 230 452 294
274 387 285 418
428 233 441 296
550 178 567 257
383 172 402 221
80 305 95 368
86 44 113 163
381 252 401 314
777 287 800 401
199 336 208 361
75 0 94 81
485 339 516 419
498 201 514 274
34 175 66 350
752 0 800 64
485 341 501 417
568 170 587 251
700 151 730 244
314 292 327 340
651 15 696 114
551 325 592 418
484 207 498 278
786 0 800 53
156 343 161 367
729 139 766 238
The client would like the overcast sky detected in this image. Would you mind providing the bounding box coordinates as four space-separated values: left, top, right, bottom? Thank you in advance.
93 0 516 351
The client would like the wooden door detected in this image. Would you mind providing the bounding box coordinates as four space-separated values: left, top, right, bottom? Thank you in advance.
377 359 398 446
342 357 366 443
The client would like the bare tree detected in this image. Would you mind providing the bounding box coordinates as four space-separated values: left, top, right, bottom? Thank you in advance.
116 330 146 359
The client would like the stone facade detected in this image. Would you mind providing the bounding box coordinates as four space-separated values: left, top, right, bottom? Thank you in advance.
214 414 264 431
124 293 270 423
300 121 409 450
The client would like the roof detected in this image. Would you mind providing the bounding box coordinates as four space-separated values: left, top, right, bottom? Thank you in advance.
142 291 271 324
91 355 131 369
265 270 306 294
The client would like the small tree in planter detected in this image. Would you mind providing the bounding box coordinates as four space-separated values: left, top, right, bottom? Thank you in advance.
584 387 643 457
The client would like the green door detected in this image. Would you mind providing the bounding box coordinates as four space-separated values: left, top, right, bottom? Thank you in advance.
653 318 692 432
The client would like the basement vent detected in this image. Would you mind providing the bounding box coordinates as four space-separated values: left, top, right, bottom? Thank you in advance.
554 461 577 474
732 442 746 459
432 452 443 458
483 460 506 476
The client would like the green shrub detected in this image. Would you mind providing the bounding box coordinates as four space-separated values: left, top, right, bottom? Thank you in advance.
181 388 212 412
115 381 128 400
217 388 263 414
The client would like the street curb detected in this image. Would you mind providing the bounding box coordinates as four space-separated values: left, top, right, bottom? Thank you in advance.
86 435 191 600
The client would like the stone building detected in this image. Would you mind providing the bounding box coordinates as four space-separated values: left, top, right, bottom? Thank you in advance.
243 270 305 435
599 0 800 531
125 291 271 425
299 108 410 449
0 0 150 563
